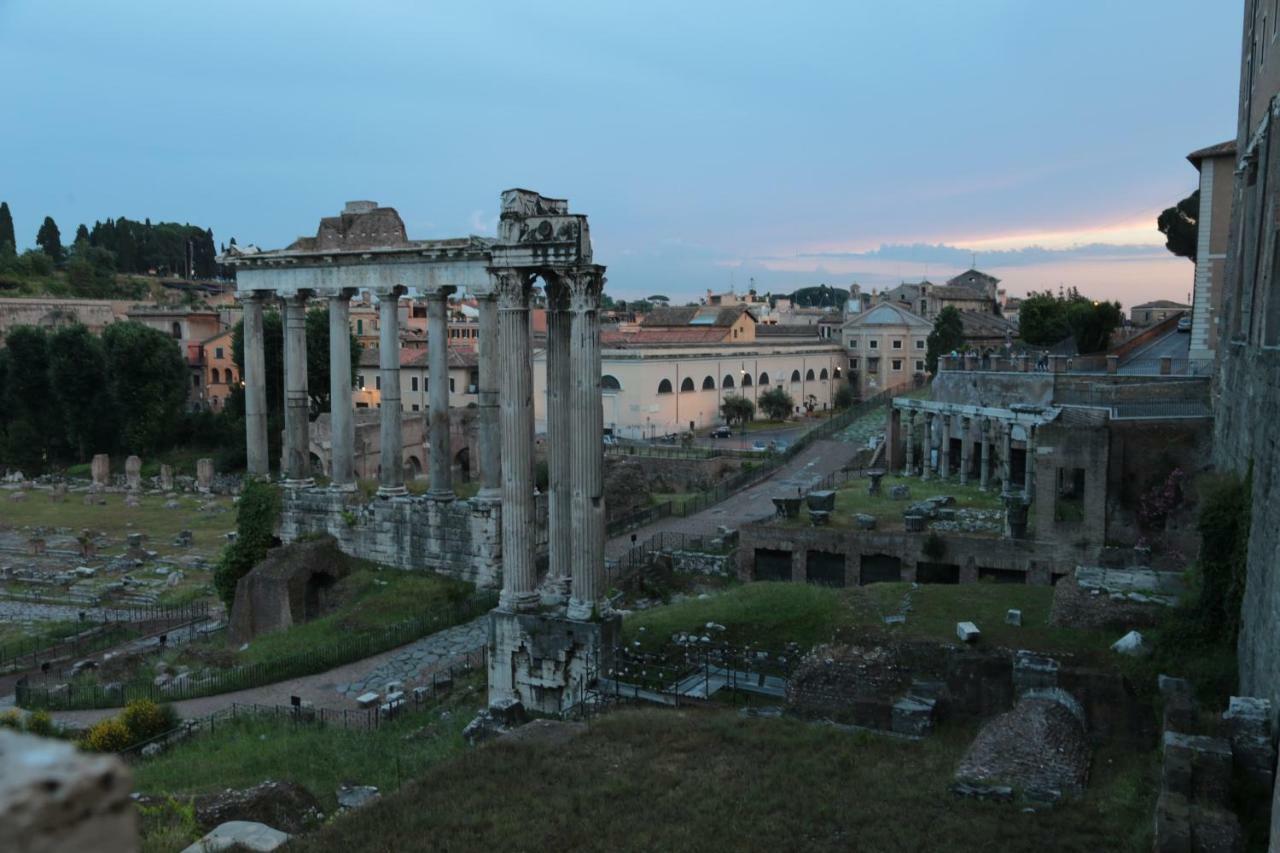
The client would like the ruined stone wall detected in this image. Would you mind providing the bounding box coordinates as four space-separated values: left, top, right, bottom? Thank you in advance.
930 371 1210 410
278 489 501 588
1215 346 1280 727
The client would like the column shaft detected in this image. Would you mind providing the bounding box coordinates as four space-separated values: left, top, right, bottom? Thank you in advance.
1001 422 1013 491
1023 426 1035 498
495 270 538 611
426 288 454 499
328 293 355 489
904 412 915 476
282 294 312 485
979 420 991 491
242 294 269 477
377 289 406 496
567 269 606 621
939 414 951 479
544 286 572 603
475 294 501 499
921 414 933 481
959 417 972 486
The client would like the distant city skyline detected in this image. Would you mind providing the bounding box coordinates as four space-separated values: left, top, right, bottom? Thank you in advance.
0 1 1236 308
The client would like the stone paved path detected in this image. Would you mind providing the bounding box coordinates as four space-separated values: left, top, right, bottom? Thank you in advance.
333 616 488 699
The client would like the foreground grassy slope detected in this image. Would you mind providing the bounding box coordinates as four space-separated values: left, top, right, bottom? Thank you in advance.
290 708 1157 853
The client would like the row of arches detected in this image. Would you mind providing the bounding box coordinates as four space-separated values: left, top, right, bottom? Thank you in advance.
209 367 239 385
652 368 832 395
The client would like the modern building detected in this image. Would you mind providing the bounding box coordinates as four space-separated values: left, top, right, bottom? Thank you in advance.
840 302 931 399
353 346 479 411
1129 300 1190 326
200 329 238 411
1187 140 1236 363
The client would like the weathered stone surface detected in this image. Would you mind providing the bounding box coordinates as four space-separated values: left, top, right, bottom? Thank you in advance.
196 457 214 492
854 513 877 531
336 785 380 811
1154 791 1244 853
1162 732 1233 807
91 453 110 486
0 728 137 853
159 464 174 491
1051 565 1183 630
180 820 290 852
137 780 322 835
1222 696 1275 787
806 490 836 512
1005 608 1022 626
355 692 380 709
228 536 352 645
124 455 142 490
1111 630 1148 657
487 611 619 715
889 484 911 500
956 621 980 643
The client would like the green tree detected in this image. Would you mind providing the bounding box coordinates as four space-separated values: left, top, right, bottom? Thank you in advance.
48 325 115 462
214 478 280 608
758 387 795 421
1018 291 1072 346
0 202 14 256
1157 190 1199 262
35 216 62 264
66 246 117 297
925 306 965 373
1064 299 1123 354
101 322 188 454
0 326 60 469
833 384 854 410
304 306 361 414
720 394 756 428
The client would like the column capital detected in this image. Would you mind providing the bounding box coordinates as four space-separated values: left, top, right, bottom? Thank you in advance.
237 289 271 305
563 266 606 313
327 288 357 303
373 285 405 300
489 268 533 308
421 284 457 301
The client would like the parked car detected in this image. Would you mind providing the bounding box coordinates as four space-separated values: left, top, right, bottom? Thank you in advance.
1177 315 1192 332
710 426 733 439
750 439 770 453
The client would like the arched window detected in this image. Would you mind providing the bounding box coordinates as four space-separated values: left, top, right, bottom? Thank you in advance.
722 374 735 389
702 375 716 390
230 371 238 384
790 369 801 383
758 372 769 386
171 321 182 339
657 379 673 394
805 368 816 381
680 377 696 393
833 366 842 379
210 368 220 384
602 374 622 391
819 368 829 380
741 373 753 387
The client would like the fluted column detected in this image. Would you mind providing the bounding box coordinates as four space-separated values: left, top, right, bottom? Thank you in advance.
241 292 269 478
1023 425 1035 499
475 293 501 501
377 287 406 497
566 267 606 621
979 418 991 491
904 411 915 476
959 416 972 486
939 413 951 480
425 287 455 500
493 269 538 612
1001 421 1013 492
281 292 313 486
921 413 933 481
328 291 356 490
543 279 572 604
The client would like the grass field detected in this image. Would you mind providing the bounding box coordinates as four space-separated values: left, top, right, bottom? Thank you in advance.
778 473 1004 532
288 708 1158 853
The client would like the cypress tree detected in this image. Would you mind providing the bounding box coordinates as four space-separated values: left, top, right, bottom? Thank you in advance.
35 216 63 263
0 202 14 255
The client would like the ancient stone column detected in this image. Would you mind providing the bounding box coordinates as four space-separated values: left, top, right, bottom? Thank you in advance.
542 279 572 604
1001 421 1013 492
281 292 313 486
567 267 606 621
1023 425 1035 499
475 293 501 501
959 416 972 486
377 287 406 497
885 406 901 472
425 286 455 500
921 413 933 481
328 291 356 490
904 411 916 476
979 418 991 491
241 292 270 477
493 269 538 612
939 413 951 480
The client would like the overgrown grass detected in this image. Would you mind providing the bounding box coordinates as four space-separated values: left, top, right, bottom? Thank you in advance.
290 708 1158 853
132 675 481 813
778 474 1004 532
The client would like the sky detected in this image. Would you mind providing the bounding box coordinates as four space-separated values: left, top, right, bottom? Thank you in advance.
0 1 1242 307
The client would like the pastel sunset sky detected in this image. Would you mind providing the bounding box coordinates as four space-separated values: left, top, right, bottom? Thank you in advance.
0 0 1241 307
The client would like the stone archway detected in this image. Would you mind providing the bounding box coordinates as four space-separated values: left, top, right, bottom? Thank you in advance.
455 446 471 482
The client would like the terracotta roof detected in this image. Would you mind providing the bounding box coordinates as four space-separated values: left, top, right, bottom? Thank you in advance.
1187 140 1236 165
363 347 478 369
640 305 753 328
958 312 1018 338
756 324 821 339
602 327 729 346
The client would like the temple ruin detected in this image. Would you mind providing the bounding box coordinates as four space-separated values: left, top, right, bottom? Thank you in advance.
221 189 615 713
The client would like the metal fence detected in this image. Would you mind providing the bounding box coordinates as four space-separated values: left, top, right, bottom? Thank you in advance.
17 594 496 711
0 602 211 675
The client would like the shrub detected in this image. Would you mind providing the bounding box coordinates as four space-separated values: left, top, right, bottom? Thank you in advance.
121 700 177 743
139 796 200 853
81 718 134 752
213 478 280 607
25 709 55 737
0 709 22 729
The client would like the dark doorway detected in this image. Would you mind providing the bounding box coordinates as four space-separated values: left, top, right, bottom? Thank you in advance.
754 548 792 582
806 551 846 587
303 572 338 621
860 553 902 585
978 566 1026 584
916 562 960 584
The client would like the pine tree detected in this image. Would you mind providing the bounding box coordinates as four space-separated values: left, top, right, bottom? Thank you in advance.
0 202 15 256
35 216 63 263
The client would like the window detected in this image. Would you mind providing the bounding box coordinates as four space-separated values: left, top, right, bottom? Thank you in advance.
375 376 382 391
819 368 829 380
210 368 220 384
891 359 903 371
602 374 622 391
869 340 878 349
758 372 769 386
215 347 224 359
915 340 924 349
849 358 858 369
790 370 801 382
741 373 753 387
171 322 182 339
449 378 455 392
806 368 816 381
357 319 364 335
915 360 924 372
702 375 716 390
658 379 673 394
358 374 366 390
412 404 420 412
411 377 419 392
892 340 903 350
848 339 858 348
680 377 696 392
722 374 736 389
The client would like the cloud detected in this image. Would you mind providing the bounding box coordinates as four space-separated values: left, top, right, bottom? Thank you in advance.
770 241 1168 270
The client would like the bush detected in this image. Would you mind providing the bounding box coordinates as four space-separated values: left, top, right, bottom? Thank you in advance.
81 717 134 752
121 700 177 743
213 479 280 607
25 709 55 737
139 797 200 853
0 709 22 729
